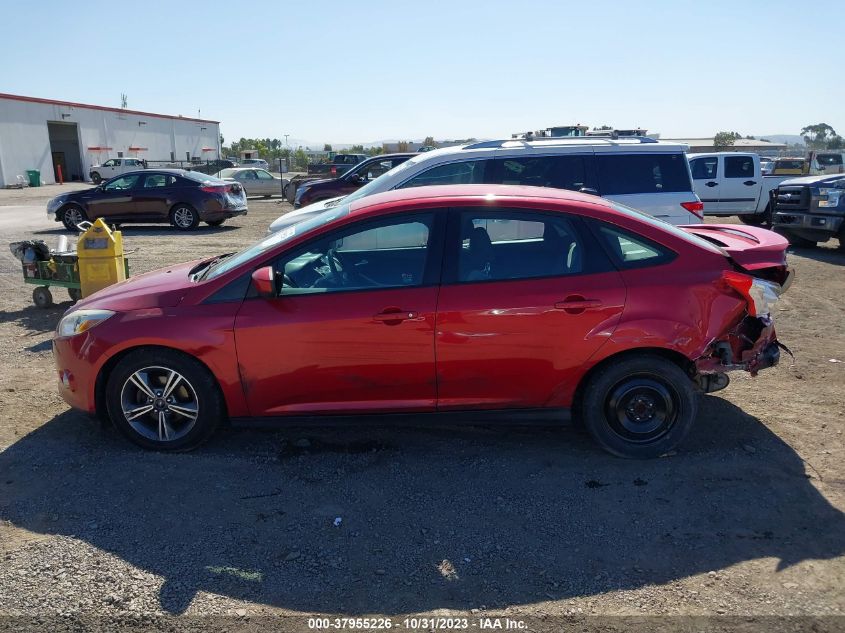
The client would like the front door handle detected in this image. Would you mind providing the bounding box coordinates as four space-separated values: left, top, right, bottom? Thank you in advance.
555 297 603 314
744 180 757 186
705 181 718 187
373 307 422 325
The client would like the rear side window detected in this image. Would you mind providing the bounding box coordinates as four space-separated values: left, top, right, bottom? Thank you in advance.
594 222 675 269
398 160 491 188
690 157 718 180
597 153 691 194
724 156 754 178
494 155 589 191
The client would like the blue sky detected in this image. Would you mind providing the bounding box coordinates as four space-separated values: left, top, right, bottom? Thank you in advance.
2 0 842 144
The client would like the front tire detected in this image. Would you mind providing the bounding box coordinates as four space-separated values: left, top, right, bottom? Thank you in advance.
106 349 224 451
91 172 102 184
739 205 770 226
580 354 697 459
170 204 199 231
61 205 87 231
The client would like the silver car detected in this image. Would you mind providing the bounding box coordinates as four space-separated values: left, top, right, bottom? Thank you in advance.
216 168 288 198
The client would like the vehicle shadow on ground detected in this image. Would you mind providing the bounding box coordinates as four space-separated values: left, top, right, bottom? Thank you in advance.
788 243 845 266
0 395 842 615
0 302 68 333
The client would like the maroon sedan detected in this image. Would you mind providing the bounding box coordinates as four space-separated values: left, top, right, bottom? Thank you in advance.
53 185 791 457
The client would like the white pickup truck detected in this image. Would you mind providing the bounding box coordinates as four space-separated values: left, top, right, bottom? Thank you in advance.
688 152 792 225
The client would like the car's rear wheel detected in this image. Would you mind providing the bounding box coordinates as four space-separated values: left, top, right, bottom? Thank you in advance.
106 349 224 451
170 204 199 231
61 205 87 231
90 172 102 184
206 219 225 227
739 205 770 226
580 354 696 459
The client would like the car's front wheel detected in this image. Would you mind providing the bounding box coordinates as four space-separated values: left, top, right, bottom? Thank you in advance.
90 172 102 184
106 349 224 451
170 204 199 231
61 205 87 231
579 354 697 459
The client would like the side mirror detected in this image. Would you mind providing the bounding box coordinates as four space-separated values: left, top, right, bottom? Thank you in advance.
251 266 276 298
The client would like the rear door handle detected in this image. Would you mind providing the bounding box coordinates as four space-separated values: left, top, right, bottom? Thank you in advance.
705 181 718 187
555 297 603 314
744 180 757 186
373 307 423 325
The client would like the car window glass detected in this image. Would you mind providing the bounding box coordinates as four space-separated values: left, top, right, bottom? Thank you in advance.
398 160 491 188
724 156 754 178
256 170 274 180
103 160 115 167
818 154 843 166
690 157 718 180
242 170 258 180
354 160 393 180
455 210 586 283
496 155 587 191
596 223 672 267
142 174 168 188
597 153 691 194
275 214 433 295
104 174 140 191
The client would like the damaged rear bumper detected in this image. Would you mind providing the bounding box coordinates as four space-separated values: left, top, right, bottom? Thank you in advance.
695 315 784 382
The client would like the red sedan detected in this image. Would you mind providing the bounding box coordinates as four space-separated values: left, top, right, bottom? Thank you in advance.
53 185 792 458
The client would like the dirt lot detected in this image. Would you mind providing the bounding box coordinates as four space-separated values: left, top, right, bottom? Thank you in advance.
0 185 843 630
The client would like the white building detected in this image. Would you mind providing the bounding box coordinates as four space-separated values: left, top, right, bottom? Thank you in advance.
0 93 221 187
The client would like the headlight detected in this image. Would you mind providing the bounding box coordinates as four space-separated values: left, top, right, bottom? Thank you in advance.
57 309 115 338
818 188 842 208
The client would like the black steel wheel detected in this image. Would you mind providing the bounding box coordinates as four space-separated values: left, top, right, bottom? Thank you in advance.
91 172 102 184
580 354 697 458
68 287 82 302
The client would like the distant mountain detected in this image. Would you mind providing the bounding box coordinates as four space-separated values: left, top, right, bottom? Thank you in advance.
758 134 805 146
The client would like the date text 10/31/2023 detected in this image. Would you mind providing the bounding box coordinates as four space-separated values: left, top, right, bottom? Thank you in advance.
307 617 528 630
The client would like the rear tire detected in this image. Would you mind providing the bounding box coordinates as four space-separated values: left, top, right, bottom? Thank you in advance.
170 204 199 231
579 354 697 459
61 205 87 231
106 348 224 451
32 286 53 308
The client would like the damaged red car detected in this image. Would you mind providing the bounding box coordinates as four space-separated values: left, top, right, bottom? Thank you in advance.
53 185 792 458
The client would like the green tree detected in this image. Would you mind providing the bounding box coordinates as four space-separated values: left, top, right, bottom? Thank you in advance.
423 136 436 147
323 143 333 152
293 147 309 170
713 131 741 150
801 123 837 149
828 135 844 150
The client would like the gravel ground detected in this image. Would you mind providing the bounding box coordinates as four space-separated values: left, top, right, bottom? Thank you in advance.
0 185 843 631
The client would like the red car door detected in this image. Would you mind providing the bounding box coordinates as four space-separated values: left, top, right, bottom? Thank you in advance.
234 211 445 416
435 207 626 410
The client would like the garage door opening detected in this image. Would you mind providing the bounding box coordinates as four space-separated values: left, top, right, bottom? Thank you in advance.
47 121 83 182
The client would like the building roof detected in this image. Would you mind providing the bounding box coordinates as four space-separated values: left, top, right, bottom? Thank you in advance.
662 137 787 149
0 92 219 124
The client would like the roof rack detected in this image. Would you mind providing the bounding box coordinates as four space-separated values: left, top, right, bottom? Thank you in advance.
463 135 660 150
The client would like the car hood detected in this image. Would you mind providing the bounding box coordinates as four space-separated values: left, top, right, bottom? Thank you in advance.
299 177 334 188
267 196 341 232
779 175 841 187
71 260 204 312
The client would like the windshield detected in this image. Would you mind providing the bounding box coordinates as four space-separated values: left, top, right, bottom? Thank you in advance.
204 204 351 280
607 201 724 255
342 153 429 203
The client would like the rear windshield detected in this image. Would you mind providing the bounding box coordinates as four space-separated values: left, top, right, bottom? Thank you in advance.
181 171 224 183
597 153 692 195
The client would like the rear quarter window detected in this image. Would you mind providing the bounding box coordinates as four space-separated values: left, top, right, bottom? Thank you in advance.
597 153 692 195
591 220 676 269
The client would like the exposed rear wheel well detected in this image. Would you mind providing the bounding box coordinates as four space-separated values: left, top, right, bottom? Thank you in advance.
94 345 226 424
572 347 694 422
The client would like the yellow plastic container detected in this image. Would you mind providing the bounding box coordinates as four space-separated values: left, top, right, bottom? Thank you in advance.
77 218 126 297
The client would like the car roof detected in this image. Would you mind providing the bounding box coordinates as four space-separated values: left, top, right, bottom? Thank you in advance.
363 152 415 160
347 183 615 216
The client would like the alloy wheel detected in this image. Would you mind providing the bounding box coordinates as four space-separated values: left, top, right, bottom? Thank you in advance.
173 207 195 229
120 366 199 443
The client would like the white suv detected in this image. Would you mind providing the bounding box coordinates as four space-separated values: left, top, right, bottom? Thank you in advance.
269 137 703 232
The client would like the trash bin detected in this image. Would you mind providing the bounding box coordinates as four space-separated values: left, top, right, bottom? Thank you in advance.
26 170 41 187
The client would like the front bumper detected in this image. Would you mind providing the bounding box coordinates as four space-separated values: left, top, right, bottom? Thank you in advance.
774 211 844 236
53 335 98 414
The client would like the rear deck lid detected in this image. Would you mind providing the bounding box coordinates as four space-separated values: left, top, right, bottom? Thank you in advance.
681 224 788 273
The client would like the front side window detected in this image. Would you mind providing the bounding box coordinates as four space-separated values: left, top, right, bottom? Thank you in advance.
453 209 590 283
398 160 491 189
690 157 718 180
817 154 843 167
241 170 258 180
102 160 116 167
104 174 140 191
724 156 754 178
596 153 691 194
274 213 434 294
495 155 588 191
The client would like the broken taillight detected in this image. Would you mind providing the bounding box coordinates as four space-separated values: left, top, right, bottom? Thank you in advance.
722 270 782 317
